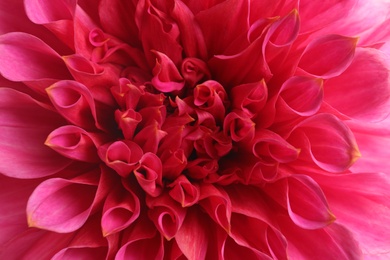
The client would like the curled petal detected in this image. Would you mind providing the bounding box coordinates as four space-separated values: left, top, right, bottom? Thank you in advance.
199 183 232 233
298 34 358 79
27 170 100 233
181 58 211 87
186 158 219 180
146 193 187 240
168 175 200 207
24 0 76 48
151 51 185 93
230 80 268 118
98 141 143 177
223 110 255 142
46 80 98 130
110 78 145 109
250 129 300 163
134 152 163 197
160 149 188 180
0 88 71 179
101 186 140 236
133 120 168 154
290 113 361 173
115 108 142 139
265 175 335 229
115 217 164 260
45 125 105 163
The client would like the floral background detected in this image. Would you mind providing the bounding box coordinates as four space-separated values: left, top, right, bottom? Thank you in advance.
0 0 390 259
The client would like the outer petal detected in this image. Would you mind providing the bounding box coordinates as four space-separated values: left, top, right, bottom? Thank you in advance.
315 172 390 258
298 34 358 79
324 48 390 122
0 32 71 89
0 88 71 179
26 170 100 233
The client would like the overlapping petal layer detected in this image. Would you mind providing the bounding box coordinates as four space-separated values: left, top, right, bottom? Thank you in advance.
0 0 390 259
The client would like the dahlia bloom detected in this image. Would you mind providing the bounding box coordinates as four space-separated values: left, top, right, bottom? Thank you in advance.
1 0 390 259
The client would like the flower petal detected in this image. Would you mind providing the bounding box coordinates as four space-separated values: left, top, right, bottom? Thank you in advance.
298 34 358 79
324 48 390 122
0 32 71 87
0 88 71 179
27 170 99 233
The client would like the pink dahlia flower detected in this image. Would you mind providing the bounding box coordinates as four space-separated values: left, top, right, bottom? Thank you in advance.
1 0 390 259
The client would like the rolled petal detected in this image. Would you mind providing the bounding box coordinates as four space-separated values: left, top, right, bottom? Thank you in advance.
168 175 200 207
101 186 140 236
98 141 143 177
289 113 361 173
115 109 142 139
151 51 185 93
115 217 164 260
181 58 211 87
298 34 358 79
26 170 100 233
133 152 163 197
230 80 268 118
46 80 99 130
146 193 187 240
45 125 105 162
250 129 300 164
324 48 390 122
223 110 255 142
199 183 232 232
0 88 71 179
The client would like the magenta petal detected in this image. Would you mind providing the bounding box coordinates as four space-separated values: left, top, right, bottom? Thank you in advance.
265 175 335 229
47 80 99 130
316 172 390 257
133 152 163 197
298 34 358 79
175 208 209 260
277 76 323 117
168 175 200 207
101 186 140 236
0 32 71 84
0 88 71 179
324 47 390 122
26 171 99 233
46 125 104 162
290 113 361 173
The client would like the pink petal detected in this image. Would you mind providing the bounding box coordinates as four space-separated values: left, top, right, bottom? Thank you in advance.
316 172 390 257
276 76 323 118
0 229 74 259
115 108 142 139
98 141 143 177
181 57 211 87
146 193 187 240
175 208 209 260
298 34 358 79
223 110 256 142
115 217 164 260
0 32 71 86
151 51 185 93
289 113 361 173
46 125 105 162
26 170 100 233
230 80 268 118
133 152 163 197
24 0 76 48
46 80 105 131
0 88 71 179
168 175 200 207
223 236 272 260
101 186 140 236
265 175 335 229
199 183 232 233
278 215 362 259
0 175 41 244
324 48 390 122
160 149 188 180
